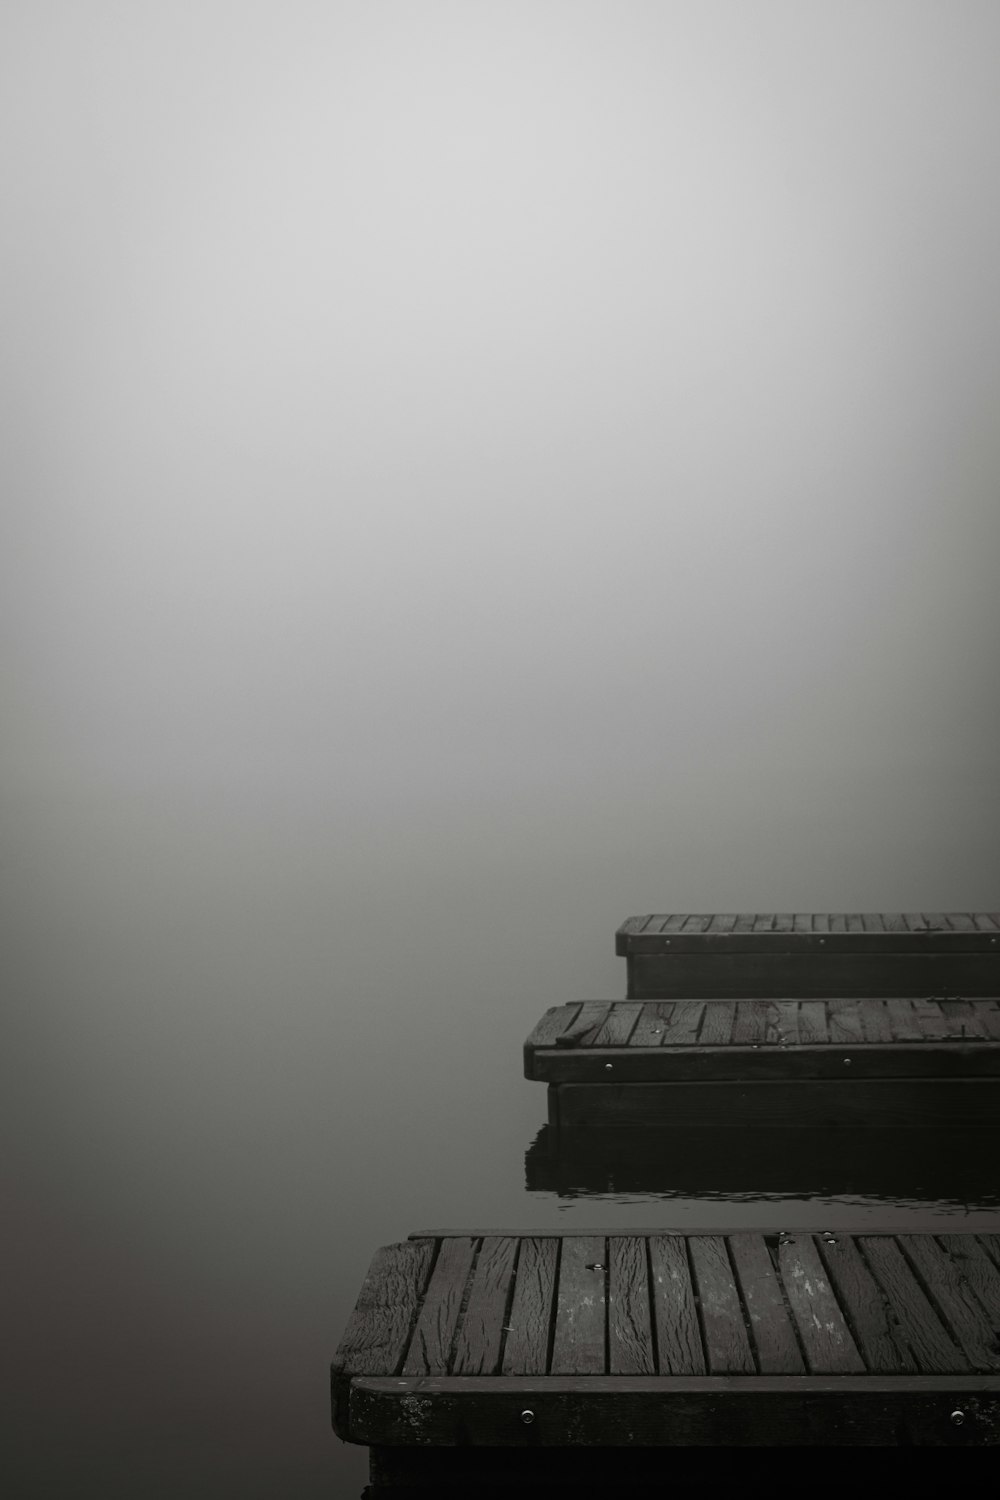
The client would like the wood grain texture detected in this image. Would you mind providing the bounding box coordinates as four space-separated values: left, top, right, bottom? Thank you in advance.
551 1236 606 1375
649 1236 705 1375
452 1237 519 1376
729 1233 805 1374
858 1236 966 1374
403 1237 476 1376
778 1236 865 1374
608 1236 655 1375
336 1231 1000 1447
501 1237 558 1376
688 1236 755 1374
820 1236 917 1374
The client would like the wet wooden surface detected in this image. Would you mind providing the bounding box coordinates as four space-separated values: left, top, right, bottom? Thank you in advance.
333 1230 1000 1448
616 913 1000 998
525 998 1000 1080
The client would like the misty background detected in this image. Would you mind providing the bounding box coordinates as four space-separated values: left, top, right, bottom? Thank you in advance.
3 3 1000 1495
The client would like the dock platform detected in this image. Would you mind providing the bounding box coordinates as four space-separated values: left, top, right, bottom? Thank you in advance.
525 998 1000 1126
333 1228 1000 1470
618 912 1000 999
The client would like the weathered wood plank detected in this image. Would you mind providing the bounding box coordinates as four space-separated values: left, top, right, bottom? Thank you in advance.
628 1002 670 1047
403 1238 477 1376
501 1237 558 1376
798 1002 828 1044
819 1236 917 1374
524 1004 582 1050
899 1236 1000 1372
887 998 923 1041
452 1237 519 1376
827 999 864 1046
981 1003 1000 1041
555 1002 612 1048
688 1236 755 1374
658 1001 704 1046
772 1001 799 1045
729 1234 805 1374
939 1000 988 1039
698 1001 735 1046
731 1001 771 1046
859 999 894 1043
550 1236 606 1375
609 1236 655 1375
860 1236 967 1373
778 1236 864 1374
590 1003 642 1048
332 1240 435 1383
913 997 950 1041
649 1236 706 1375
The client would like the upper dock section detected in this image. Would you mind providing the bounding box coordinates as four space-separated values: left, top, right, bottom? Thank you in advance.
616 913 1000 997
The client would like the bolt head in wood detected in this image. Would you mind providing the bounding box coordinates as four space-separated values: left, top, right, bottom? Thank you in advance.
951 1409 965 1426
605 1062 613 1071
521 1409 535 1425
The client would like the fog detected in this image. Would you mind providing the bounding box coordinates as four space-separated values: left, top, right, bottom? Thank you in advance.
4 3 1000 1494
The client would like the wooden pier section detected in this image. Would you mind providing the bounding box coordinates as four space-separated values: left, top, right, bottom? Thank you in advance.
525 997 1000 1126
618 912 1000 999
333 1228 1000 1467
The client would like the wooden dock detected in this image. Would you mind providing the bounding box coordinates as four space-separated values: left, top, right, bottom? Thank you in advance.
618 912 1000 999
525 997 1000 1126
333 1228 1000 1468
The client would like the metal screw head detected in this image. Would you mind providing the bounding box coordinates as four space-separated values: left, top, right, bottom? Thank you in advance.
843 1057 852 1066
521 1409 535 1425
819 938 826 945
951 1409 965 1426
604 1062 613 1071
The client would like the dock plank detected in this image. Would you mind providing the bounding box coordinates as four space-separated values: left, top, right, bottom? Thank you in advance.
554 1003 611 1049
590 1002 642 1048
501 1237 558 1376
820 1236 917 1374
778 1235 865 1374
658 1001 704 1046
551 1236 606 1375
649 1236 706 1375
859 1236 967 1373
688 1236 755 1374
609 1236 655 1375
729 1233 805 1374
628 1002 670 1047
451 1237 518 1376
698 1001 735 1046
403 1237 477 1376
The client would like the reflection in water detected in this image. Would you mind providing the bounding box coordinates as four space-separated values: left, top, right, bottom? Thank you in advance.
525 1124 1000 1221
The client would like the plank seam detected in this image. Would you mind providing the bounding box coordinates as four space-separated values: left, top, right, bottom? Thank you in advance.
447 1238 483 1376
495 1236 522 1378
544 1237 562 1376
685 1237 710 1376
724 1236 760 1375
892 1235 967 1371
814 1235 873 1374
765 1235 811 1375
396 1239 440 1376
645 1237 660 1377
